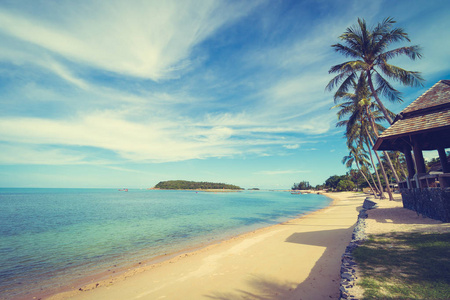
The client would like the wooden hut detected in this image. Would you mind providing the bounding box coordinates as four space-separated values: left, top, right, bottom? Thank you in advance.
373 80 450 222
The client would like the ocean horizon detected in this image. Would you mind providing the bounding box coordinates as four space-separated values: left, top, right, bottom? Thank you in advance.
0 188 331 299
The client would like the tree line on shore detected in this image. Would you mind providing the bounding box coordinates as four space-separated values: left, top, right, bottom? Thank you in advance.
293 153 448 193
154 180 242 190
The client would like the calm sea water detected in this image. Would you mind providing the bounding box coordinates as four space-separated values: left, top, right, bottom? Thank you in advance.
0 188 330 299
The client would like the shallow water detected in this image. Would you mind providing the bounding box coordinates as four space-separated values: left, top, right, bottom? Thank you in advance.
0 188 330 299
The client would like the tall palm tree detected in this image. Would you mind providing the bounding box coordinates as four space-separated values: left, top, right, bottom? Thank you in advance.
345 110 391 199
333 75 396 199
362 95 401 185
334 99 385 197
327 17 424 124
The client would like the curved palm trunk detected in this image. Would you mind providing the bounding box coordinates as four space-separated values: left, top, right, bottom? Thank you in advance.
356 161 377 197
362 111 385 198
375 149 395 201
366 106 401 184
364 140 385 199
367 71 394 124
395 154 408 179
383 151 401 184
366 129 394 200
366 162 381 196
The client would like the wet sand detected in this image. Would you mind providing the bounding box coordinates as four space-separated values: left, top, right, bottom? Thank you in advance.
48 192 366 300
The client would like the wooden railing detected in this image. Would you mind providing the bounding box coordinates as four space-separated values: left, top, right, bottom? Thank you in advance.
399 173 450 189
419 174 440 188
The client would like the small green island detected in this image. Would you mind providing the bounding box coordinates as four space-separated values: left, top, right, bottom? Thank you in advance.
152 180 243 190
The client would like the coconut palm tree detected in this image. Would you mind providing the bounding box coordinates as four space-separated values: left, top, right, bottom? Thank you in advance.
361 95 401 185
327 17 424 124
333 75 396 199
341 107 390 199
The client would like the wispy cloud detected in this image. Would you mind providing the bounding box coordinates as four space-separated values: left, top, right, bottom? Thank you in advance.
255 170 311 175
0 109 314 164
0 0 351 167
0 1 261 81
0 143 87 165
283 144 299 150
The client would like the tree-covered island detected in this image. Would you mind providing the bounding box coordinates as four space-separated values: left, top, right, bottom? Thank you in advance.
153 180 243 190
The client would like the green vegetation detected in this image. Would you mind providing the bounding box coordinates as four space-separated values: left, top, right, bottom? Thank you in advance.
154 180 242 190
322 174 359 191
353 232 450 299
321 152 446 193
336 179 355 192
291 181 311 190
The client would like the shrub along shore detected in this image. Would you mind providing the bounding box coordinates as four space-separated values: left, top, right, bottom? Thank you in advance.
152 180 243 190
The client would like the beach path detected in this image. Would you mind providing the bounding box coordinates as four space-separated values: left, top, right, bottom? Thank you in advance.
50 192 365 300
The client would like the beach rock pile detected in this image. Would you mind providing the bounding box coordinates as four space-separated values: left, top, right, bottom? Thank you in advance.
339 197 377 300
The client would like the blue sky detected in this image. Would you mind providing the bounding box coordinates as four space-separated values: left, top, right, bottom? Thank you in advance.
0 0 449 189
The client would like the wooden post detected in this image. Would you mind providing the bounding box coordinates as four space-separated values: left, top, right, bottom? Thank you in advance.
413 139 426 188
403 147 415 178
413 140 427 174
438 147 450 173
403 146 415 189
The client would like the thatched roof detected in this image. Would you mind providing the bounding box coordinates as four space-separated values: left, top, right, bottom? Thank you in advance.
374 80 450 151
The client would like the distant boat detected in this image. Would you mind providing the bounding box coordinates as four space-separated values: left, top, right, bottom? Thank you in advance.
118 188 128 192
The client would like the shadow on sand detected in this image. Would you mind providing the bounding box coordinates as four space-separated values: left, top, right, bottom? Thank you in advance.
205 227 354 300
368 206 443 225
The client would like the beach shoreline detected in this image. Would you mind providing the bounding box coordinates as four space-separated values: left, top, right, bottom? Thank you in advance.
35 191 334 300
44 191 365 300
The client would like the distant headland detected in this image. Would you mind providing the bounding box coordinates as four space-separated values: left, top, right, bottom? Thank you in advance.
150 180 243 191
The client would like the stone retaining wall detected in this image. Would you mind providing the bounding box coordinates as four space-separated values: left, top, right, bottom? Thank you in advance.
401 188 450 222
339 198 377 300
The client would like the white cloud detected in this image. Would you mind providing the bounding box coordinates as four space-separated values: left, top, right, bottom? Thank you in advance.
0 101 330 165
0 108 279 164
0 0 261 81
0 144 86 165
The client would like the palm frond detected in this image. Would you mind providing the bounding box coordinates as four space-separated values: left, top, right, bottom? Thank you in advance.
370 101 396 123
334 92 357 103
373 17 396 34
328 60 366 74
333 72 357 101
336 120 348 127
331 43 361 58
373 72 402 102
379 45 423 61
326 72 350 92
378 62 425 87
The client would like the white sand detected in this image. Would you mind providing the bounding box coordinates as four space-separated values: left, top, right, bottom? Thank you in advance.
48 192 366 300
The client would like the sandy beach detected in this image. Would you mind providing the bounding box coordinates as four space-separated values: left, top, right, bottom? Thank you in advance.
48 192 366 300
365 195 450 235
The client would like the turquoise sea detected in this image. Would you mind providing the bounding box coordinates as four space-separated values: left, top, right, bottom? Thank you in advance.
0 188 331 299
